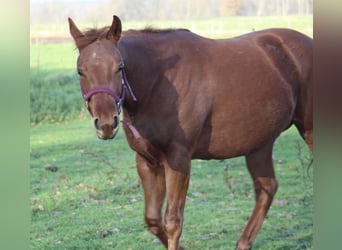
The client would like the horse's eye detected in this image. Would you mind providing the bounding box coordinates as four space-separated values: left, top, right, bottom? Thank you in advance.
77 69 84 76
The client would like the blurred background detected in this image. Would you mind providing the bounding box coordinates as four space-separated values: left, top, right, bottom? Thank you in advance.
31 0 313 22
30 0 313 44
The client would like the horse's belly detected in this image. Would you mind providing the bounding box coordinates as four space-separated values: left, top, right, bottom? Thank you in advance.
192 95 294 159
193 127 277 159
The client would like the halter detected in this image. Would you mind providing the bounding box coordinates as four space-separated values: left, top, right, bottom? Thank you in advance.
81 65 137 114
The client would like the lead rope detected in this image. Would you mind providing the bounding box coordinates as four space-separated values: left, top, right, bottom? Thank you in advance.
117 66 137 114
119 67 140 137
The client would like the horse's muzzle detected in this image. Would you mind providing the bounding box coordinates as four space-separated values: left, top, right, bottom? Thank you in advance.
93 114 119 140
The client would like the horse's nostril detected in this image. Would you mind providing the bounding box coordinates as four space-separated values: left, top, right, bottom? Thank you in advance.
113 115 119 129
93 117 101 131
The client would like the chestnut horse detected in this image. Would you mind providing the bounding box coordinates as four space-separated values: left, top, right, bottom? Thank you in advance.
68 15 313 250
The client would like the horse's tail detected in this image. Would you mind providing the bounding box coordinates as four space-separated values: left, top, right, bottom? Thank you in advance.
284 30 313 152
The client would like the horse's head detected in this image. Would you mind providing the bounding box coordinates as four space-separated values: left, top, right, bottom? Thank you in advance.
68 15 125 140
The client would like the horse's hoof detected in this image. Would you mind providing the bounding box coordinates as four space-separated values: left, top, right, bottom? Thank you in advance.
235 241 251 250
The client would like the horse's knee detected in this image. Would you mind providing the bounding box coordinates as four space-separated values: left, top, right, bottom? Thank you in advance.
164 219 182 236
164 221 181 237
164 211 183 237
145 217 163 235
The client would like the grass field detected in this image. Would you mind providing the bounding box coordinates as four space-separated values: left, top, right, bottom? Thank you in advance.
30 43 84 124
30 16 313 249
31 121 313 249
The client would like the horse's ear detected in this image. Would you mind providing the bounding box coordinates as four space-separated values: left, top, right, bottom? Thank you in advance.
107 15 122 43
68 17 84 48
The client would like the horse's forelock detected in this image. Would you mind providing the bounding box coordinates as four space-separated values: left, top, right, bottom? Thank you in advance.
76 26 110 50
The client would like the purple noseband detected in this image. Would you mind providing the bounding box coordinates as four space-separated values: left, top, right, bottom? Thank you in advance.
83 86 120 103
81 66 137 114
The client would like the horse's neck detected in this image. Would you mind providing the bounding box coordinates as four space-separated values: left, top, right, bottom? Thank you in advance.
119 35 181 118
119 40 155 115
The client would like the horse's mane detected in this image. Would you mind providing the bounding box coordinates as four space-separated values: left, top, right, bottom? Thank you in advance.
136 27 190 34
76 26 190 49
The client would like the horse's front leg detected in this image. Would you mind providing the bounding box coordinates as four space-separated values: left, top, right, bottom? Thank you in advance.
162 147 190 250
135 153 168 247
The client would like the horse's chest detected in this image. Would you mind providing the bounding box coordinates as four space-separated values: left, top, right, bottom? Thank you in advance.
122 121 162 168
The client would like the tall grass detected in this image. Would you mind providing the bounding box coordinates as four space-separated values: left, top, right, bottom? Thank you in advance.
30 69 87 124
30 44 88 124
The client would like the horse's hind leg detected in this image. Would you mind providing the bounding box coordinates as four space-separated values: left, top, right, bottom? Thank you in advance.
236 141 278 250
293 77 313 152
135 154 168 247
293 119 313 153
293 96 313 152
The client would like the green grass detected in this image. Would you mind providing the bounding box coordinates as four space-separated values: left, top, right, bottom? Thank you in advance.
30 121 312 249
30 43 77 70
30 44 87 124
